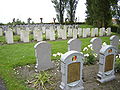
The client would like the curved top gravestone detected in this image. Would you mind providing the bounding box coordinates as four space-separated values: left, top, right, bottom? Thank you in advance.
90 37 102 54
60 50 84 90
100 45 117 55
68 39 82 52
110 35 119 50
34 41 53 71
97 45 117 83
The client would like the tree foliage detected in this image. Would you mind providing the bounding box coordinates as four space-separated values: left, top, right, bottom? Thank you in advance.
66 0 79 23
86 0 113 28
86 0 120 27
51 0 68 24
51 0 79 24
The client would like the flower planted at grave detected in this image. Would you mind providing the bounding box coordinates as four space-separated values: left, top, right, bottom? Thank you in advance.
82 44 96 65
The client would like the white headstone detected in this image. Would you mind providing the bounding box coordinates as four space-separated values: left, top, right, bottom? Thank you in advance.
5 29 14 44
57 26 62 38
97 45 117 83
68 28 73 38
33 27 39 40
110 35 119 50
34 41 53 71
60 51 84 90
78 28 82 37
90 37 102 54
50 26 55 40
73 28 78 39
61 29 67 40
68 39 82 52
91 28 96 37
86 28 90 37
0 28 3 36
82 28 87 38
45 28 50 40
20 30 29 42
36 30 43 42
106 28 111 36
99 28 104 36
16 27 21 35
42 26 46 33
94 28 99 36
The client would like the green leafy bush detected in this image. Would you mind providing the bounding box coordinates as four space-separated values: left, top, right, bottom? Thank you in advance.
82 44 97 65
115 55 120 72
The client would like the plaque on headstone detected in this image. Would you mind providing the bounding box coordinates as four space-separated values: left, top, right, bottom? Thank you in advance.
60 51 84 90
97 45 117 83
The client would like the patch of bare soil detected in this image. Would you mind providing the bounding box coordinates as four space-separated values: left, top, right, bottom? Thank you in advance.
15 61 120 90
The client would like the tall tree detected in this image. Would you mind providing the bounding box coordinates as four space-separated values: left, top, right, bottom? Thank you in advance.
86 0 112 28
66 0 79 23
51 0 68 24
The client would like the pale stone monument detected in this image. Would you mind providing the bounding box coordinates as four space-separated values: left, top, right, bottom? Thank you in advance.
42 26 46 33
91 28 96 37
73 28 78 39
57 27 62 39
86 28 90 37
34 41 53 71
60 50 84 90
110 35 119 50
16 27 21 35
20 30 29 42
94 28 99 36
97 45 117 83
99 28 104 36
68 28 73 38
33 27 38 40
45 28 50 40
106 28 111 36
61 29 67 40
50 26 55 41
82 28 87 38
36 30 43 42
78 28 82 37
0 28 3 36
5 29 14 44
68 39 82 52
90 37 102 54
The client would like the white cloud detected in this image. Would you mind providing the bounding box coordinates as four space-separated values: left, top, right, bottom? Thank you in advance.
0 0 86 23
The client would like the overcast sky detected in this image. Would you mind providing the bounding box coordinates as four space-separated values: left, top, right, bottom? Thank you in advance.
0 0 86 23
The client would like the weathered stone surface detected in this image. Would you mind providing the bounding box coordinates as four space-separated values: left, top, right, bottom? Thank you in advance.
68 38 82 52
97 45 117 83
90 37 102 54
110 35 119 50
34 41 53 71
5 29 14 44
60 50 84 90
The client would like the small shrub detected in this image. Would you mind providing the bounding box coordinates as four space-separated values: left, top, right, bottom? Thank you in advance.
115 55 120 72
82 44 97 65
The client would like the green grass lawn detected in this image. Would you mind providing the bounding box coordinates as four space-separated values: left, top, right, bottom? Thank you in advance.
0 33 119 90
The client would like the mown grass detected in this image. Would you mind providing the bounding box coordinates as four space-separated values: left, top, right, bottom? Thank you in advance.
79 24 94 28
0 35 112 90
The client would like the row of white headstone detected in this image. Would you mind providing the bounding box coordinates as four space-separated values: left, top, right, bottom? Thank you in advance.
0 26 112 44
34 35 119 90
